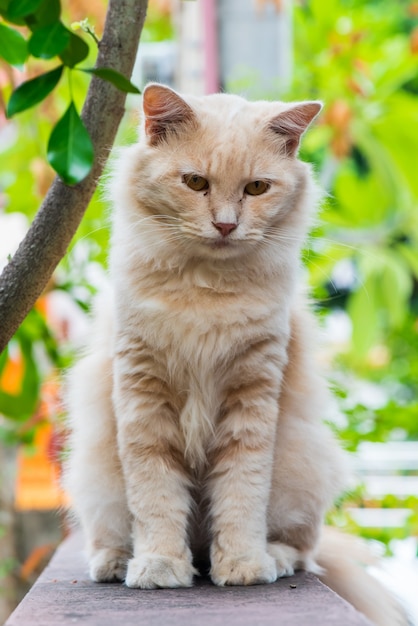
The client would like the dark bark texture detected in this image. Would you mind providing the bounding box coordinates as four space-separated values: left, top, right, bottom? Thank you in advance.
0 0 149 352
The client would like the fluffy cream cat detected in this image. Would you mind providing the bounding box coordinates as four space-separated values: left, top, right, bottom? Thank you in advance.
65 84 407 626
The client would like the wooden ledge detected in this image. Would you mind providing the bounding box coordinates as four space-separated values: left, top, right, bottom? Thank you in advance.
6 533 372 626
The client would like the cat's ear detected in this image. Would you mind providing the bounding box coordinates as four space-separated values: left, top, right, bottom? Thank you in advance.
268 102 322 156
142 83 196 146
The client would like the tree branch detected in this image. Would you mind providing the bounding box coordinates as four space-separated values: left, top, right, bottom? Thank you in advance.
0 0 149 353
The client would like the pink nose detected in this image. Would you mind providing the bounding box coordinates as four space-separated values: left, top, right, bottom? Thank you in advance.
212 222 237 237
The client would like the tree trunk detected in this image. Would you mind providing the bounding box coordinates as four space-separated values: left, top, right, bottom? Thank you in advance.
0 0 149 352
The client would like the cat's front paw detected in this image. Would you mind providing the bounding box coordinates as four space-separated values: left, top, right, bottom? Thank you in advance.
210 551 277 586
125 554 197 589
89 548 128 582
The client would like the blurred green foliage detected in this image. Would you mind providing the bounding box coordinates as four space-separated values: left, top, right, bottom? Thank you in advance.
290 0 418 545
289 0 418 436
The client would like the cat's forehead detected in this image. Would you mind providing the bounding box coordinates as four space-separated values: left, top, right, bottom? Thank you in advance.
174 93 289 174
188 92 287 131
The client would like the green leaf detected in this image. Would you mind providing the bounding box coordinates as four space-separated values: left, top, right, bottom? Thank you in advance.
379 251 412 328
348 277 380 357
28 21 70 59
0 345 8 377
0 333 40 422
398 244 418 280
17 333 40 417
0 0 10 16
7 65 63 117
47 102 94 185
7 0 43 18
28 0 60 28
0 23 28 65
59 31 89 68
81 67 141 94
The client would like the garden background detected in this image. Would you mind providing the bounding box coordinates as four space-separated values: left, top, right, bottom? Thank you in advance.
0 0 418 621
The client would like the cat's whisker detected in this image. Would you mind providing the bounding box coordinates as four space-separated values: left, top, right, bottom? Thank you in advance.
261 234 304 247
67 226 110 253
135 227 182 236
132 214 182 228
143 237 189 247
133 222 178 234
133 224 183 235
261 232 302 241
263 228 306 243
303 258 339 294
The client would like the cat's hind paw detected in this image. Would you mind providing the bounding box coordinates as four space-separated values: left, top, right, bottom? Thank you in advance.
210 551 277 586
267 542 303 577
125 554 197 589
89 548 128 582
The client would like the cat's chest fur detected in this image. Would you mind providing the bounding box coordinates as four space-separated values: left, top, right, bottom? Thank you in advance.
115 268 291 468
121 265 289 365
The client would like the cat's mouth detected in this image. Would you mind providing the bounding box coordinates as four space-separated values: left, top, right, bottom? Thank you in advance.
194 235 244 258
210 238 233 249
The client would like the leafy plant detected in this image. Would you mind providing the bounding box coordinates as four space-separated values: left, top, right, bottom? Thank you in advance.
0 0 140 184
291 0 418 360
287 0 418 545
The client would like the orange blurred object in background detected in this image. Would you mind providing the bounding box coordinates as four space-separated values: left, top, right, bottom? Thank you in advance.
14 421 69 511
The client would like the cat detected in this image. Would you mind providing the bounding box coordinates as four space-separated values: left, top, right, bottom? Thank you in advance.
64 83 408 626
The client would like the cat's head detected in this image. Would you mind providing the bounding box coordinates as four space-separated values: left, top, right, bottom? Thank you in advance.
117 84 321 264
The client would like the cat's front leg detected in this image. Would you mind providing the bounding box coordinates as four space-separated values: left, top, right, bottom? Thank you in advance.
113 352 196 589
208 365 282 586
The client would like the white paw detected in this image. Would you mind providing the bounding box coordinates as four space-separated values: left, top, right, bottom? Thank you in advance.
125 554 196 589
89 548 128 582
210 551 277 586
267 542 301 577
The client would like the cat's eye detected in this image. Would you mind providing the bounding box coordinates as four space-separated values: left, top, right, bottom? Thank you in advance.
183 174 209 192
244 180 270 196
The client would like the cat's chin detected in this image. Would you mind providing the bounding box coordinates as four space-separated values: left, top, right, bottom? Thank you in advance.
199 238 245 260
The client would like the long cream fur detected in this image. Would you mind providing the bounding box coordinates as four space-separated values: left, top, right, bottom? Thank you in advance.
64 84 408 626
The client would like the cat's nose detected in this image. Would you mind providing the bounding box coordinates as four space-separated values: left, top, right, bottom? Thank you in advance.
212 222 238 237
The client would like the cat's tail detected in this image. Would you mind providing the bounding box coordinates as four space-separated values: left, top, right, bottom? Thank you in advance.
315 527 410 626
